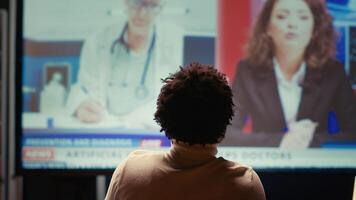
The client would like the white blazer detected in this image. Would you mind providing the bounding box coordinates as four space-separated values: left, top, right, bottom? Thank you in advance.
66 20 183 129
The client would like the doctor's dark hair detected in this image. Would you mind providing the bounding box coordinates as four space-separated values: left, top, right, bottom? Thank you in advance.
154 62 234 145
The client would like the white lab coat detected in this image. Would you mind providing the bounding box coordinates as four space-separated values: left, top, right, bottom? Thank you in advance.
66 20 183 129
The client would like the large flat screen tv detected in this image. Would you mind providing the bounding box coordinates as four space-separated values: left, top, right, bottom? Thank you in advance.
13 0 356 174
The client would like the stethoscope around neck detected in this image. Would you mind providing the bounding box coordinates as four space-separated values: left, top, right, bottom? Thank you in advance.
110 23 156 99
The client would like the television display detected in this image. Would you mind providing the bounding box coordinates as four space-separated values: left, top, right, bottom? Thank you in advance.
14 0 356 173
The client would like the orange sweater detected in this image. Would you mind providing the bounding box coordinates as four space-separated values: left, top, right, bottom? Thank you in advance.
105 142 265 200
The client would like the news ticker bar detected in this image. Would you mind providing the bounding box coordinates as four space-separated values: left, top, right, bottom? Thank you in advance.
22 146 356 169
22 134 171 148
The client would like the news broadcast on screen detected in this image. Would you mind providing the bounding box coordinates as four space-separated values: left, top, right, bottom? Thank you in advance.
16 0 356 172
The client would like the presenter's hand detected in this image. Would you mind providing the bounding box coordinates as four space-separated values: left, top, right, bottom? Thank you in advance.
75 100 105 123
279 119 318 149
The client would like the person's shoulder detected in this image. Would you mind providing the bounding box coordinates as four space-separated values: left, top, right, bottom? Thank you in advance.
125 150 166 167
107 149 167 197
220 159 260 187
319 59 347 78
236 59 259 73
118 150 165 181
127 149 165 159
237 59 251 68
321 58 341 69
222 159 254 180
233 59 259 81
221 159 265 199
238 59 251 65
85 21 126 44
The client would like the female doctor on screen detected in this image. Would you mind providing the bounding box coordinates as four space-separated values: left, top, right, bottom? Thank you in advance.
229 0 356 148
66 0 183 126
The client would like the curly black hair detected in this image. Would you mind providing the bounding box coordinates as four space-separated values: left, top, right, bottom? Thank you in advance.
154 62 234 145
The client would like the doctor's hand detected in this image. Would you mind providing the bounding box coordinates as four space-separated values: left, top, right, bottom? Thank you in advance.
279 119 318 149
75 100 105 123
